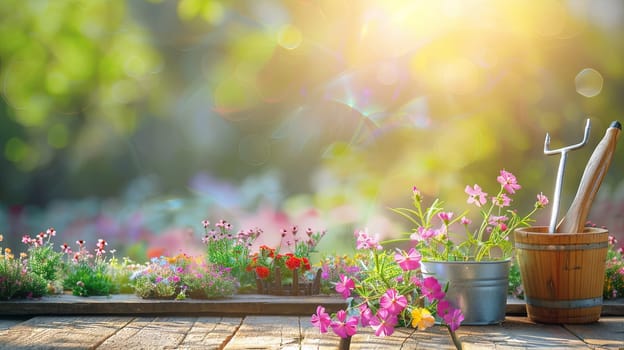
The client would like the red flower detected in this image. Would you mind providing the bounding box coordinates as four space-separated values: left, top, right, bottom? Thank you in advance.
285 256 301 270
255 266 270 279
301 257 311 271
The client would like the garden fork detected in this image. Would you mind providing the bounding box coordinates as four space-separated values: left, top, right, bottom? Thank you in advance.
544 118 591 233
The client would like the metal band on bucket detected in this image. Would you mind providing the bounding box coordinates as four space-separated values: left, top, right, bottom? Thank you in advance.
525 296 603 309
515 241 608 251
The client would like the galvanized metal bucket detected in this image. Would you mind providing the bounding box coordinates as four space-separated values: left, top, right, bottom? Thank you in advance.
421 259 510 325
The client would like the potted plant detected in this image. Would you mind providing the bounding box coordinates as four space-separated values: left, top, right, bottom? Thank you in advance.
388 169 549 324
311 229 463 350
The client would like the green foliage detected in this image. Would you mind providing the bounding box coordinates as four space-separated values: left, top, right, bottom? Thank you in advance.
107 256 141 294
61 240 116 297
508 260 524 299
202 221 260 289
63 262 115 297
0 254 48 300
27 244 63 283
604 236 624 299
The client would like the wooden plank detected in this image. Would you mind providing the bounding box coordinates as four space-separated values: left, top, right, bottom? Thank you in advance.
0 294 346 316
564 317 624 348
350 324 456 350
97 316 195 349
0 317 28 331
224 316 301 349
178 317 241 349
0 316 132 350
457 316 592 349
300 316 343 350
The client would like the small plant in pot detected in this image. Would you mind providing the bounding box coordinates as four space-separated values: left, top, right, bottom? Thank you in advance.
387 169 549 325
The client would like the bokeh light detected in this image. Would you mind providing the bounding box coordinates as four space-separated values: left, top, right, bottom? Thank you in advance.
575 68 604 98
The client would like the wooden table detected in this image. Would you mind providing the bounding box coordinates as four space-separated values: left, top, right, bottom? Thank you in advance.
0 295 623 349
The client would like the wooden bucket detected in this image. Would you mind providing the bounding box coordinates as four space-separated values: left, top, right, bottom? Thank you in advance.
514 226 608 324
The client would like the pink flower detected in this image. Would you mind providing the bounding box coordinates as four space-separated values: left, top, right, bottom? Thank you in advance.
422 276 445 302
359 304 374 327
379 289 407 315
536 192 549 208
410 226 437 242
460 217 471 225
21 235 31 244
437 212 454 224
330 310 358 338
492 193 511 208
465 184 488 207
201 220 210 228
311 306 331 333
488 215 508 230
335 274 355 298
497 169 521 194
443 308 464 332
369 309 398 337
46 228 56 237
394 248 421 271
412 186 422 201
354 229 382 250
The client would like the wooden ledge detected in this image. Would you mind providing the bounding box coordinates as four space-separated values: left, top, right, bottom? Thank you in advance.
1 294 623 317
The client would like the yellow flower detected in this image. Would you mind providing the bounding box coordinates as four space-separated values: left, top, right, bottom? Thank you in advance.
4 248 11 254
411 307 435 330
0 234 3 242
20 252 28 259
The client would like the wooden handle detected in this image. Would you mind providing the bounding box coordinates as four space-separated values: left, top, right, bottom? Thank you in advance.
556 121 621 233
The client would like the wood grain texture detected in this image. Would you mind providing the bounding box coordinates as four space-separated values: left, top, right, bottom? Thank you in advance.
564 318 624 348
0 316 132 350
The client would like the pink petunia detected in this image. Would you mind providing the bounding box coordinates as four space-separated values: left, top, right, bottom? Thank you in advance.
465 184 488 207
330 310 358 338
422 276 445 302
443 307 464 332
335 274 355 298
311 306 332 333
359 304 374 327
379 289 407 315
369 309 398 337
394 248 421 271
497 169 521 194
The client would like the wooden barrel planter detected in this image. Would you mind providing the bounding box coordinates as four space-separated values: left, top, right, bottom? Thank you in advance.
514 226 608 324
256 267 323 296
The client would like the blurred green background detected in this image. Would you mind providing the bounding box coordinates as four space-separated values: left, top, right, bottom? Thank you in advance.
1 0 623 261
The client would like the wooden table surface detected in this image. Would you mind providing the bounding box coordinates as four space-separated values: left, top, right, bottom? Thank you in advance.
0 315 623 349
0 295 623 349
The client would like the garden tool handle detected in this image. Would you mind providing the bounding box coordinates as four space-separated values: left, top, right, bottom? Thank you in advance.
556 121 621 233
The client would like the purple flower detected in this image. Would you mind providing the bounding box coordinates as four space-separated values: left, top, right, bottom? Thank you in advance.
379 289 407 315
465 184 488 207
335 274 355 298
330 310 358 338
497 169 521 194
311 306 331 333
394 248 421 271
